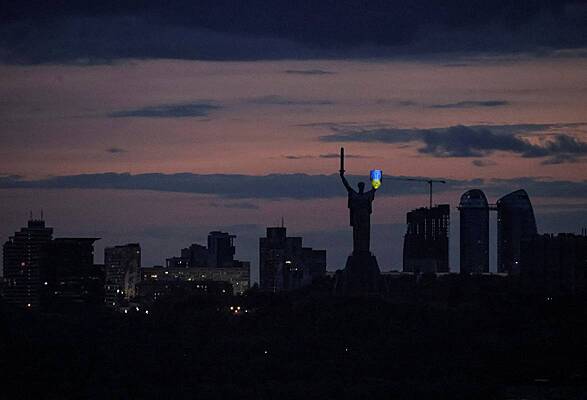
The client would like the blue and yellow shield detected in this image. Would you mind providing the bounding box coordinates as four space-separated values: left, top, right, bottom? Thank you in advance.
370 169 382 189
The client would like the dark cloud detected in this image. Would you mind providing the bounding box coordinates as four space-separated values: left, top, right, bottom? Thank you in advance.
284 69 334 75
1 172 585 201
319 123 587 163
283 155 314 160
248 96 333 106
540 154 583 165
0 173 350 199
318 153 370 159
0 1 585 63
373 99 509 108
430 100 509 109
283 153 370 160
482 177 587 199
0 173 24 180
472 159 497 167
0 172 454 199
319 127 420 144
109 102 219 118
441 63 472 67
373 99 419 106
208 201 259 210
106 147 127 154
0 16 319 64
418 126 529 157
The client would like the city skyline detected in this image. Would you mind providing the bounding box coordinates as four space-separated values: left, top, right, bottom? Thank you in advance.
2 179 579 280
1 175 585 278
1 1 586 276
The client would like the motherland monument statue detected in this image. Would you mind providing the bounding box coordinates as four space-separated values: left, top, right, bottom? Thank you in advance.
336 147 382 294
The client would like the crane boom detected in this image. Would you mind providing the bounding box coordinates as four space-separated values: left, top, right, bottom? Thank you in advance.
394 177 446 208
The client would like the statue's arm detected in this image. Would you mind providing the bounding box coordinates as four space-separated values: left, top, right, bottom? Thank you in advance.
340 172 353 193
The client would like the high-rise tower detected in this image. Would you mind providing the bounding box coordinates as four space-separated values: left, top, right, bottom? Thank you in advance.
403 205 450 273
207 231 236 268
104 243 141 306
2 218 54 308
259 226 326 291
459 189 490 274
497 189 537 274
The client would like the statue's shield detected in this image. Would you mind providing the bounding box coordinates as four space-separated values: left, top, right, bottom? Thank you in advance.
370 169 382 189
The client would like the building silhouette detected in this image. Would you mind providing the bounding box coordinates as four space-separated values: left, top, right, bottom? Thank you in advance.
497 189 537 274
46 238 103 306
157 231 250 296
104 243 141 306
520 232 587 296
163 232 249 274
259 226 326 291
2 218 54 308
138 265 246 301
2 218 103 309
403 205 450 273
141 264 250 296
459 189 490 274
166 243 207 267
207 231 236 267
166 232 238 268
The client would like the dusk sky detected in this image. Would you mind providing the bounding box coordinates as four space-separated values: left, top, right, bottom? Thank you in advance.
1 1 586 280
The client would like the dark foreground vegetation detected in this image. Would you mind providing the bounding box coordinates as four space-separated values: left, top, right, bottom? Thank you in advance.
1 278 587 400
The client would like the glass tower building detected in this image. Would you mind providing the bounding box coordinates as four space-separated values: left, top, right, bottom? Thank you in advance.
497 189 537 274
459 189 490 274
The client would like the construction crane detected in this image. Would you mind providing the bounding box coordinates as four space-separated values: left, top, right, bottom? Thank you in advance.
395 177 446 209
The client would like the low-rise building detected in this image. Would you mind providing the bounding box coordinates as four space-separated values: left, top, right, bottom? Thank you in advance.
141 264 250 295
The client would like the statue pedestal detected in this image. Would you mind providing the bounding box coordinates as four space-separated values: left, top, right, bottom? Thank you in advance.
335 251 382 295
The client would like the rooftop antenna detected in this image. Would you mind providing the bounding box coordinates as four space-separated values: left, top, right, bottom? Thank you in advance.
29 210 33 220
281 216 285 228
40 209 44 220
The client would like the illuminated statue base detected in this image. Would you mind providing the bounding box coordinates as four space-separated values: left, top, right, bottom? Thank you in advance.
335 251 382 295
